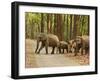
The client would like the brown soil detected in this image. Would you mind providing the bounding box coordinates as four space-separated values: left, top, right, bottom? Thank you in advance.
25 39 89 68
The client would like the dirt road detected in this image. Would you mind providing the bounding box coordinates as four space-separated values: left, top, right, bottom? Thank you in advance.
34 54 80 67
25 39 89 68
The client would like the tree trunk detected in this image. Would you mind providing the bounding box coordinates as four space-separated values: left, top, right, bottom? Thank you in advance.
54 14 57 35
57 14 62 41
66 15 69 40
73 15 80 38
70 15 72 40
47 14 51 33
50 14 53 33
87 16 89 35
41 13 44 33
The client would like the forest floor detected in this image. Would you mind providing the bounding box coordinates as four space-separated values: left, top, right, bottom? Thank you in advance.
25 39 89 68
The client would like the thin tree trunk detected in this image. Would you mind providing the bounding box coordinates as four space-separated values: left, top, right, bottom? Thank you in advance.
41 13 44 33
87 16 90 35
54 14 57 35
50 14 52 33
67 15 69 41
47 14 51 33
56 14 62 41
70 15 72 40
73 15 77 38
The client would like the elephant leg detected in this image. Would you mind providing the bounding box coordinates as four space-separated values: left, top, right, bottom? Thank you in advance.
45 45 48 54
51 47 55 54
81 48 84 55
68 49 72 53
56 43 61 54
85 47 89 54
60 49 63 54
37 44 44 54
66 48 68 53
74 47 78 56
62 49 64 54
56 47 59 54
56 47 61 54
35 40 39 53
85 49 88 54
59 47 61 54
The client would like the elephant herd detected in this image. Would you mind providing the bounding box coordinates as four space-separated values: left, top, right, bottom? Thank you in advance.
35 33 89 56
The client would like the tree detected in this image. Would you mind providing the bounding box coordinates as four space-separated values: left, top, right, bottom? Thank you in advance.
41 13 44 33
25 12 89 40
66 14 69 40
70 14 72 40
87 16 90 35
73 15 77 38
54 14 57 35
57 14 63 41
47 14 51 33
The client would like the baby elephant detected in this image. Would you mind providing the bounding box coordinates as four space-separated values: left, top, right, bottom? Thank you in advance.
57 41 69 54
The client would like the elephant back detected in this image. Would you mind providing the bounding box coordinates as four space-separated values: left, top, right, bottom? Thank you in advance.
47 34 59 46
81 35 89 48
60 41 68 47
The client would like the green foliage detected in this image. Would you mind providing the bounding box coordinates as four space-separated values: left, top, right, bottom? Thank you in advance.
25 12 89 40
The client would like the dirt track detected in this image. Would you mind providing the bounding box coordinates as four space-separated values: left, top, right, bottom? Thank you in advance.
25 39 89 68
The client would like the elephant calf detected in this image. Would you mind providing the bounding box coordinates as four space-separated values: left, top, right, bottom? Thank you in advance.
35 33 60 54
57 41 69 54
68 39 75 53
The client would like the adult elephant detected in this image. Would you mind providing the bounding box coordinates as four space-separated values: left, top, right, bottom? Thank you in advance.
71 35 89 56
35 33 60 54
79 35 89 55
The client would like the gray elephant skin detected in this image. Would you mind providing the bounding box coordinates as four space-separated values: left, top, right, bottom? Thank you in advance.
35 33 59 54
71 35 89 56
57 41 69 54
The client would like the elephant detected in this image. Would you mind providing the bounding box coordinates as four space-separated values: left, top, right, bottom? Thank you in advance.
57 41 69 54
71 39 82 55
35 33 60 54
78 35 89 55
71 35 89 56
67 40 75 53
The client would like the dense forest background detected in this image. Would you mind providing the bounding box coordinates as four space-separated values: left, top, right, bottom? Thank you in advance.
25 12 89 41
